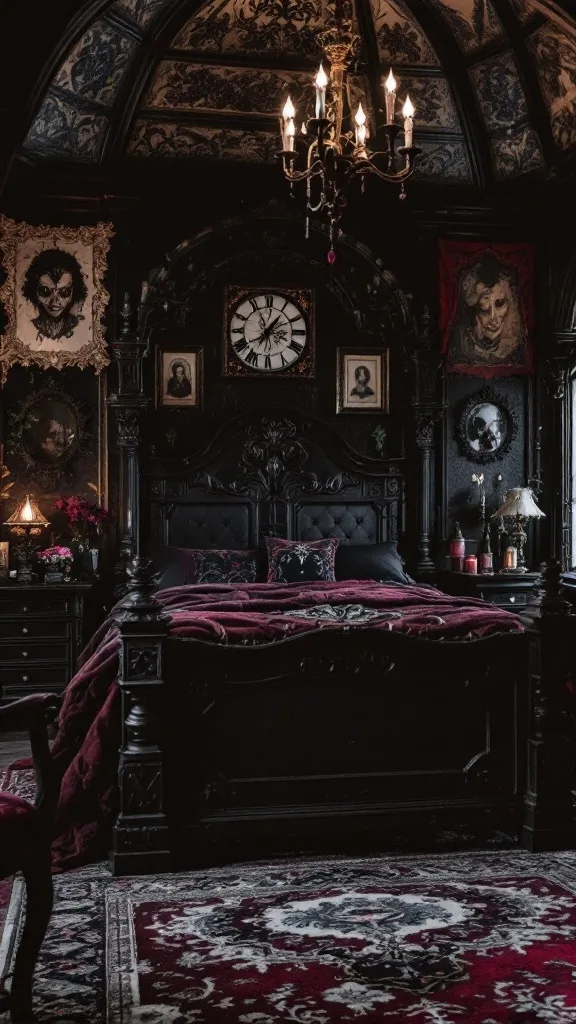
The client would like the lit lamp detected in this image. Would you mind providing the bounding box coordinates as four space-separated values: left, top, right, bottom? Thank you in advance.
492 487 545 574
3 495 50 583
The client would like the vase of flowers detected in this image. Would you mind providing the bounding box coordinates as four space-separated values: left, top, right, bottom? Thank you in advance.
54 495 109 579
38 545 73 583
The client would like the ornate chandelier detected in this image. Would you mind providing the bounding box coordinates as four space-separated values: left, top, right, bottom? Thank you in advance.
279 5 421 258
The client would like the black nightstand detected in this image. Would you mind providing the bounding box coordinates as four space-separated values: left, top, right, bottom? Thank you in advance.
0 583 91 699
436 569 540 612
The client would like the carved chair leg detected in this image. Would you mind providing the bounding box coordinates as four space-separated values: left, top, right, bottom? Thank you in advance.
9 849 53 1023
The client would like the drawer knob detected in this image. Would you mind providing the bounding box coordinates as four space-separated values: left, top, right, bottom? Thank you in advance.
22 606 28 613
509 596 516 603
22 675 29 683
22 651 28 658
22 627 28 634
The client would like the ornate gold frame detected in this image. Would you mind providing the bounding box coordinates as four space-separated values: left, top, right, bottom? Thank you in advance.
0 216 114 382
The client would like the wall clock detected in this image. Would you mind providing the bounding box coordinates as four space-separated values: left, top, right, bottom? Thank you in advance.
224 287 314 377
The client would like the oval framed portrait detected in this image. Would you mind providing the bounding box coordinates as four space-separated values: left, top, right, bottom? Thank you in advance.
8 385 89 489
456 387 518 463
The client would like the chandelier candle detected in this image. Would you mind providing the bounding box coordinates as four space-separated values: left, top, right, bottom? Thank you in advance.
402 95 414 149
315 64 328 119
282 97 296 152
385 69 397 123
354 104 367 151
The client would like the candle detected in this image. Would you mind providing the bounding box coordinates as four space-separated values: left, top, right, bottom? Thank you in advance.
282 96 296 150
503 546 517 570
385 68 397 123
402 94 414 148
315 63 328 119
354 103 367 148
464 554 477 574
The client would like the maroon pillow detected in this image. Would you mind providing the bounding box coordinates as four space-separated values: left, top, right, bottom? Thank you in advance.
265 537 339 584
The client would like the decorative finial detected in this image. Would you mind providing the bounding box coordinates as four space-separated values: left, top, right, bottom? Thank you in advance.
120 292 132 337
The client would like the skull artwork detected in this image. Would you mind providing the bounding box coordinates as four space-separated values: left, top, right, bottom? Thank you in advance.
467 402 505 454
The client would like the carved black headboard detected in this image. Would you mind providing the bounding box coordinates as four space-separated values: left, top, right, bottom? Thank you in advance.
145 410 404 551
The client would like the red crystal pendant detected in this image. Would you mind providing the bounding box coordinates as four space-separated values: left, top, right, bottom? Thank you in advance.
327 249 336 265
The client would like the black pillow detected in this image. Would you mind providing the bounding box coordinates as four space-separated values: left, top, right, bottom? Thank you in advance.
151 547 260 588
335 542 414 585
266 537 339 584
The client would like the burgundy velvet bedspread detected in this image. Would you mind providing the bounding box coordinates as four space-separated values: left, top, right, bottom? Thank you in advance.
44 580 522 871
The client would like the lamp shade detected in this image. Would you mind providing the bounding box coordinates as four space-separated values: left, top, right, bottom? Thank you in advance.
3 494 50 529
492 487 545 519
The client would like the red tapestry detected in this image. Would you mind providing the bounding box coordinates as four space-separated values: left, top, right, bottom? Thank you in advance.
439 240 534 378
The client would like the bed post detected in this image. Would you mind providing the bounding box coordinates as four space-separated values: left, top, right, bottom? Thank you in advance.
412 307 445 577
108 294 149 595
522 558 576 851
112 557 171 875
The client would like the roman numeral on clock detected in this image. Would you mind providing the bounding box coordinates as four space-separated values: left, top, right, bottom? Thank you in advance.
264 354 272 369
232 339 249 353
245 350 259 366
265 295 274 308
231 327 244 334
288 339 304 354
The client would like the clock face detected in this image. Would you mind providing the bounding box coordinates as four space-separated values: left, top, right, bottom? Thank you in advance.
229 293 308 372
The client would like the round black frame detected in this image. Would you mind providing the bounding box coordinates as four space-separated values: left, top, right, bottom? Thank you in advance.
7 384 90 490
455 386 518 464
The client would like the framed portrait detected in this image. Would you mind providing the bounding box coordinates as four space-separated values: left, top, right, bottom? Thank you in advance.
6 383 91 490
336 348 389 414
455 387 518 464
0 216 113 381
439 240 534 378
156 345 203 409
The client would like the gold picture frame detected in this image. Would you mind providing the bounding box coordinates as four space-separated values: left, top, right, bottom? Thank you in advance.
336 348 390 414
156 344 203 410
0 216 114 382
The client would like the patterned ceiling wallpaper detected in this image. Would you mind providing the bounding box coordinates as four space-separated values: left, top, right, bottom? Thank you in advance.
20 0 572 184
172 0 325 56
529 23 576 150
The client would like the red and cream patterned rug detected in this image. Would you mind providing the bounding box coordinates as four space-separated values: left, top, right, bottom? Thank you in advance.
3 849 576 1022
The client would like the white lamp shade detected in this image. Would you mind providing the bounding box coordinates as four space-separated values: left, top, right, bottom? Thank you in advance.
492 486 545 519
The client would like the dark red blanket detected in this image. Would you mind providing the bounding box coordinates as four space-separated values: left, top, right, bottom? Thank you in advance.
46 580 522 871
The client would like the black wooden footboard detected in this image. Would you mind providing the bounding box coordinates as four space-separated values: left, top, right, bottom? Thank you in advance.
161 629 527 866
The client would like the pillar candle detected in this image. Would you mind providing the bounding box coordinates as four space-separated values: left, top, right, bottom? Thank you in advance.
464 554 477 574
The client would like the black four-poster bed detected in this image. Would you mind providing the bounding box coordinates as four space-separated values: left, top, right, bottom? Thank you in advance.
104 408 575 876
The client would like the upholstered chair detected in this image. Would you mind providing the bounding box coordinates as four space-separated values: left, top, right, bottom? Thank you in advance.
0 694 60 1022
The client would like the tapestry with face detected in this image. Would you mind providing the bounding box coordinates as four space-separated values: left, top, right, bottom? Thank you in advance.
16 243 92 353
448 251 527 372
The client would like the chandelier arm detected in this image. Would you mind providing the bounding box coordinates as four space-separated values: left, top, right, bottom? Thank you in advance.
357 159 416 184
283 159 325 184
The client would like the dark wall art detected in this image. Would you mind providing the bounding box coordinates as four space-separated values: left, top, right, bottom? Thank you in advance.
336 348 390 414
455 386 519 464
439 240 534 378
6 382 91 490
0 216 113 381
223 286 315 378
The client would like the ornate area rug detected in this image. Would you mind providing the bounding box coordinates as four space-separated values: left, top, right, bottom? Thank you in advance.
3 852 576 1022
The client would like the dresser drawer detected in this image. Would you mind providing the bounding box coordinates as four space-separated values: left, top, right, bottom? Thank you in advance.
0 619 70 640
481 590 528 608
1 664 70 691
0 596 72 616
0 640 70 663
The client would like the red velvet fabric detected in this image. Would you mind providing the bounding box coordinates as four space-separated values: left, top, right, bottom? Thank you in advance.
45 580 522 873
0 792 36 823
0 793 38 860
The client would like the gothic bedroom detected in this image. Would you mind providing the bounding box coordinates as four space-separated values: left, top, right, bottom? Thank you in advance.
1 0 576 1020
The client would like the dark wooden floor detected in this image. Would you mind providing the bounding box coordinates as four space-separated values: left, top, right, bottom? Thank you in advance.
0 731 30 770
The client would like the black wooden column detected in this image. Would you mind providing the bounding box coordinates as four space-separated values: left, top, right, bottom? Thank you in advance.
522 559 576 851
412 308 445 576
542 342 575 569
108 294 149 592
112 558 170 875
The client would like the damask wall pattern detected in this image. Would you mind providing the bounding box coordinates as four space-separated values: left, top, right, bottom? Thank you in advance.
430 0 502 53
529 24 576 150
54 20 139 107
112 0 171 28
24 93 109 162
413 139 473 182
144 63 317 115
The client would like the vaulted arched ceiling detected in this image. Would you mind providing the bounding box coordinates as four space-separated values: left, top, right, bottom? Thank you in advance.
17 0 576 188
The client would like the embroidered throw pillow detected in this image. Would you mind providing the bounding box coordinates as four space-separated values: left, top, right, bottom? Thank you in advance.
192 549 260 584
265 537 339 584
